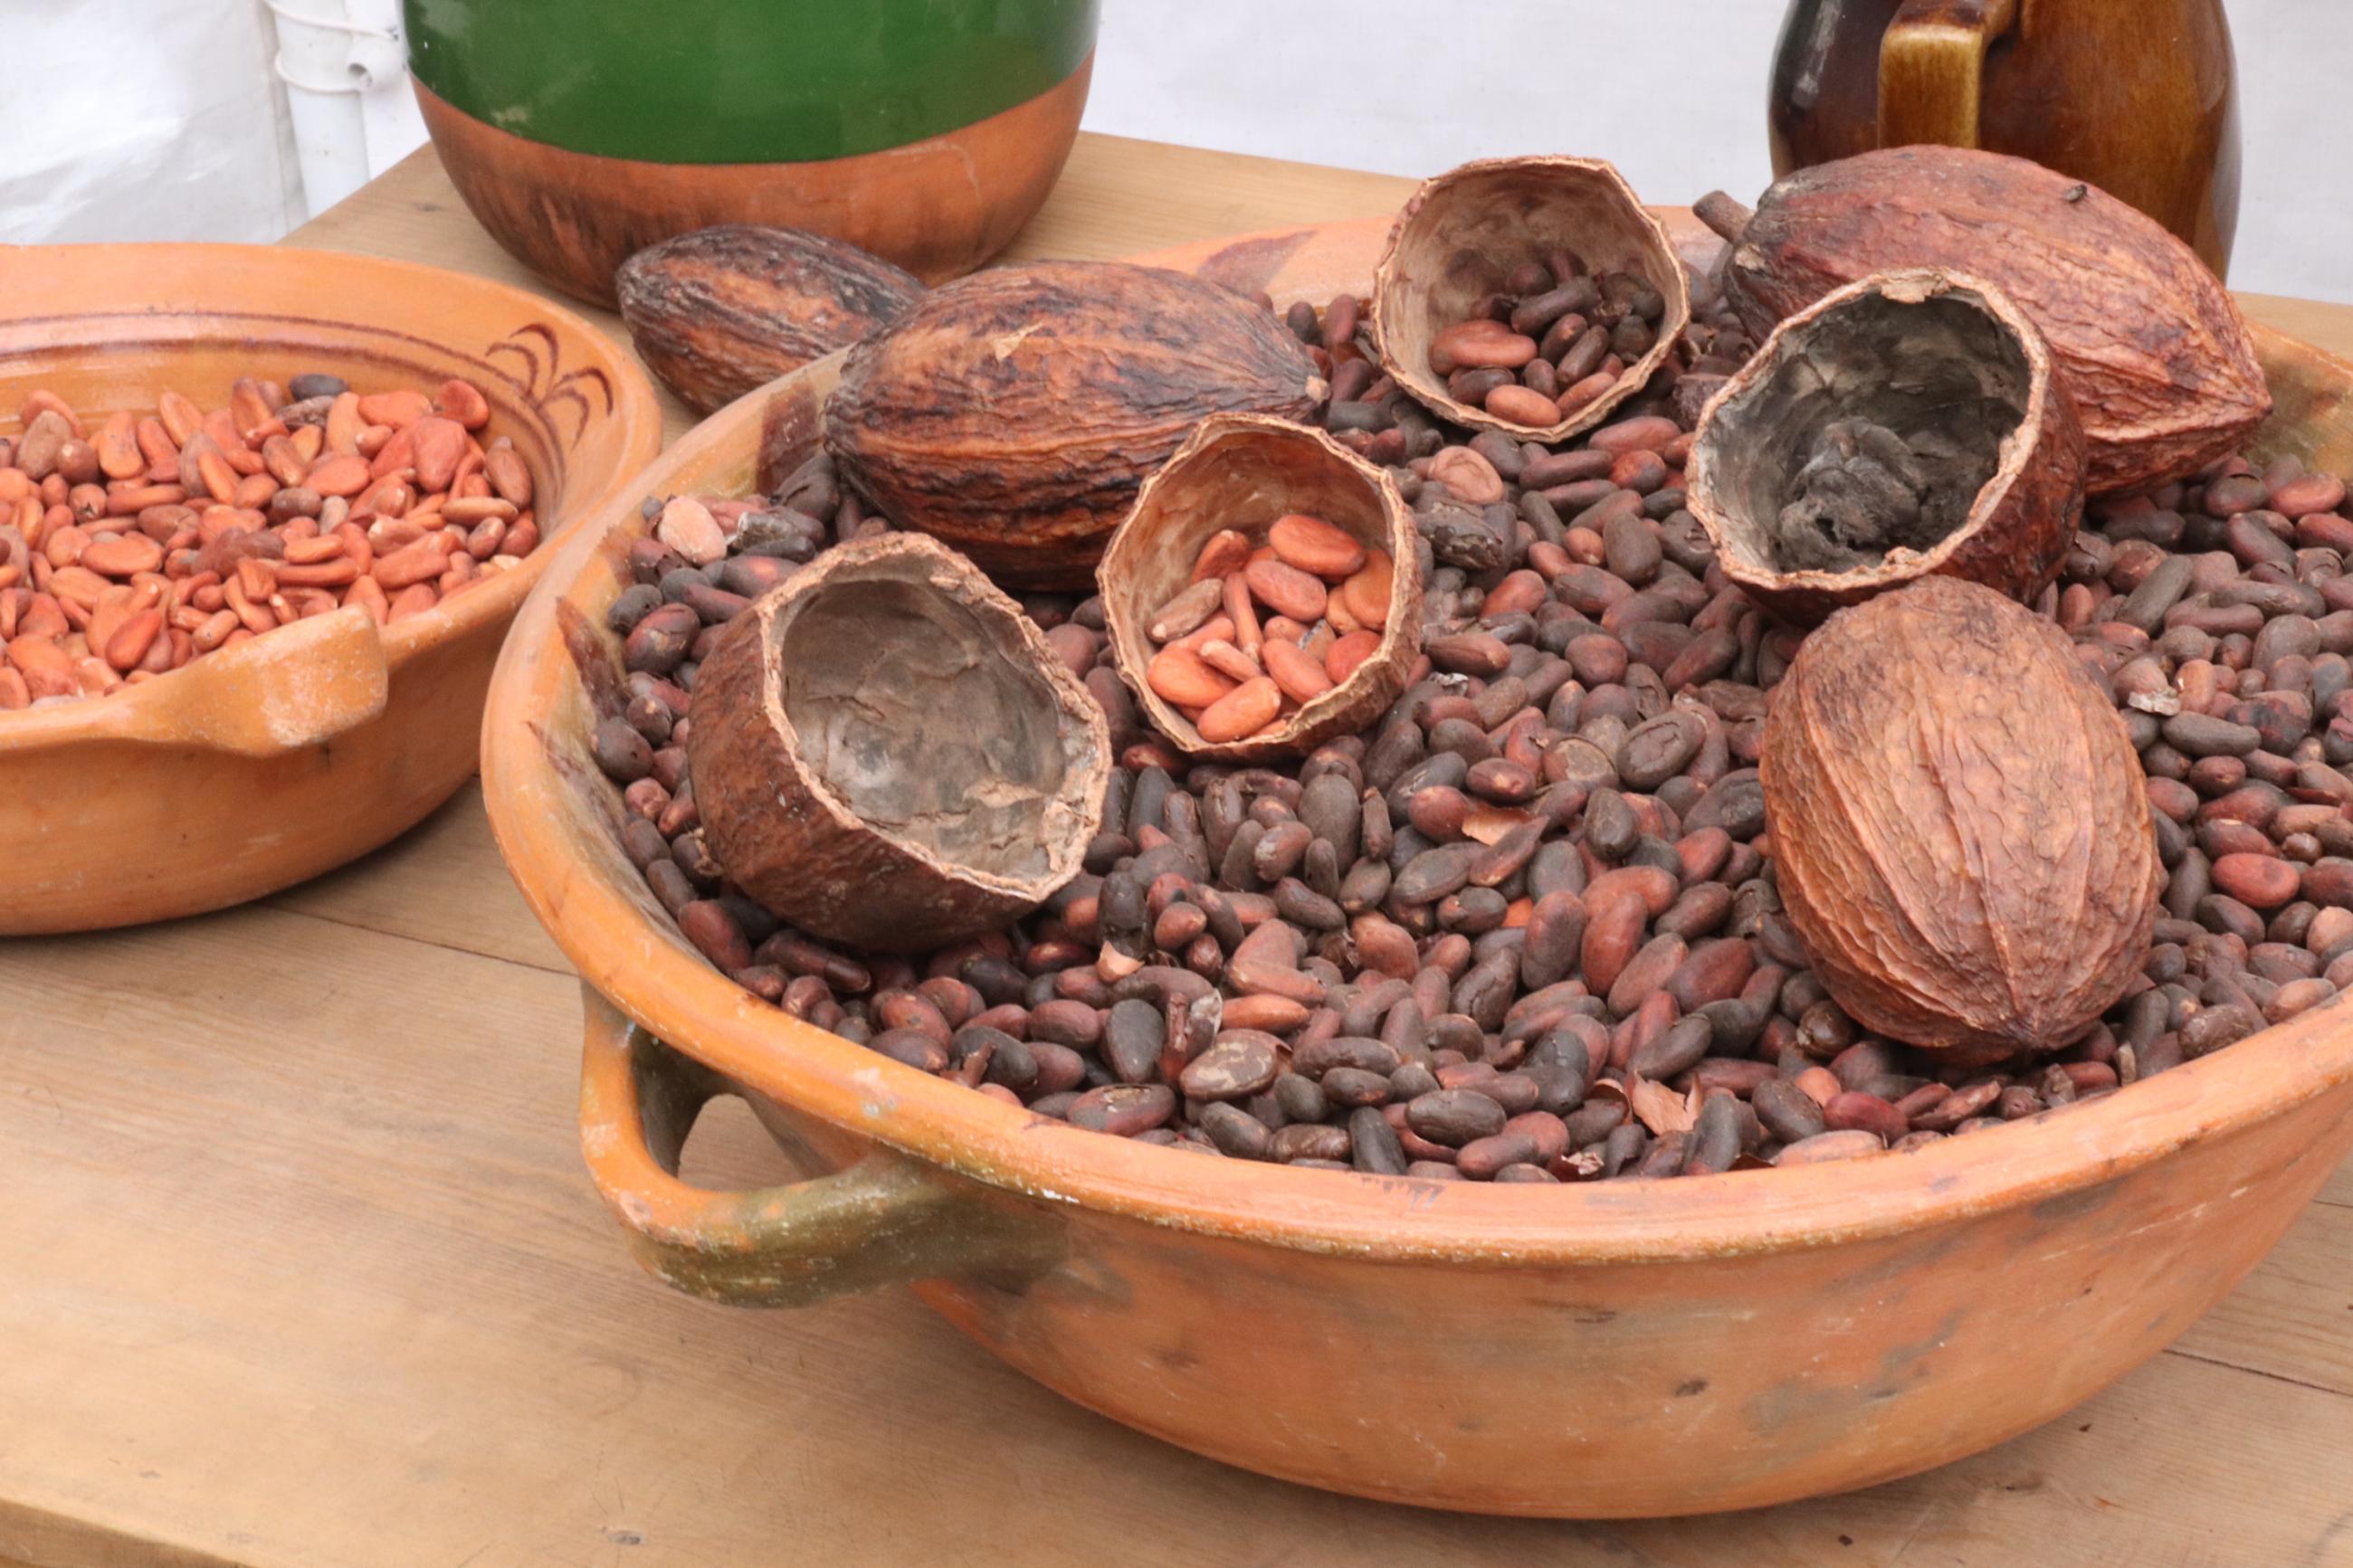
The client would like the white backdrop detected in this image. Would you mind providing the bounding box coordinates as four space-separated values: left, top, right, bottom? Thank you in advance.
6 0 2346 303
1084 0 2349 302
0 0 306 246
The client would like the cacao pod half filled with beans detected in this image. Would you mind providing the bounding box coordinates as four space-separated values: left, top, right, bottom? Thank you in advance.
1688 269 2086 626
1698 146 2270 496
1760 575 2162 1064
1098 413 1423 761
1372 156 1690 444
823 261 1329 589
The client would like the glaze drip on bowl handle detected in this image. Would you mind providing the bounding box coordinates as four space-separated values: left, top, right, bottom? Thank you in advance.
578 988 1059 1308
81 605 391 758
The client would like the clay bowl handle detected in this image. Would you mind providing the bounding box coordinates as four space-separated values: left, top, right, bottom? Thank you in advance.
1879 0 2020 151
577 987 1056 1308
80 605 390 758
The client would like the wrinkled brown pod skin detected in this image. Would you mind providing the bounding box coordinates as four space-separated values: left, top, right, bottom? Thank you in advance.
1705 146 2269 495
1372 156 1690 444
617 225 923 415
824 261 1327 588
1689 268 2086 626
1098 413 1423 761
1761 576 2161 1066
688 532 1108 950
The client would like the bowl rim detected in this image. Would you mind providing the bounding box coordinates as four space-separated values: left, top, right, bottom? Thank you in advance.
486 223 2353 1268
0 242 664 755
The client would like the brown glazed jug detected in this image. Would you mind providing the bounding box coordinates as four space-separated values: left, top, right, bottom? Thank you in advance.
1768 0 2240 276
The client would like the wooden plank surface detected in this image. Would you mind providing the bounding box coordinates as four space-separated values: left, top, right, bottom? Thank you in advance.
1 131 2349 1568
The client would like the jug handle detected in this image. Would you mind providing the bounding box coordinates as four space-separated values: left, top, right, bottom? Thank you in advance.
1879 0 2021 151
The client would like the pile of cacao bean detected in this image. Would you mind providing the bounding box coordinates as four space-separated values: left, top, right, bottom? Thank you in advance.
591 278 2350 1184
0 374 538 707
1140 518 1397 741
1419 252 1670 429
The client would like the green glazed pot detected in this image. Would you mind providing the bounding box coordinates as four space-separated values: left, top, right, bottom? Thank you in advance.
404 0 1100 306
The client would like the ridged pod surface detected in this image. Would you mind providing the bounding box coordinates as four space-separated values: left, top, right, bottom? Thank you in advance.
823 261 1327 588
1710 147 2270 495
1761 576 2161 1064
616 225 922 415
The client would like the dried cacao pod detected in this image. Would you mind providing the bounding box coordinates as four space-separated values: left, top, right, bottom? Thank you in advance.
1373 156 1690 443
1689 269 2085 626
1099 413 1423 761
616 225 922 416
1700 147 2270 495
823 261 1327 589
688 532 1108 951
1761 576 2161 1065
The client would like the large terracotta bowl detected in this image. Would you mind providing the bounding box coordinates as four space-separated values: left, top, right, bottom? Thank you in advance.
406 0 1095 306
483 222 2353 1517
0 243 662 934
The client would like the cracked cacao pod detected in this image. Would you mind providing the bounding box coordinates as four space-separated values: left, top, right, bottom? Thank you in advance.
1371 155 1691 443
823 261 1328 590
616 225 923 416
1700 147 2270 495
1689 269 2085 626
688 532 1108 951
1099 413 1423 761
1761 576 2161 1065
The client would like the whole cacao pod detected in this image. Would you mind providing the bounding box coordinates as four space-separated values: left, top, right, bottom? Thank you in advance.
1760 576 2161 1064
1701 147 2270 495
617 225 922 415
823 261 1328 589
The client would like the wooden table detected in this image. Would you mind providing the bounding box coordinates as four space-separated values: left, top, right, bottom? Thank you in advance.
3 133 2349 1568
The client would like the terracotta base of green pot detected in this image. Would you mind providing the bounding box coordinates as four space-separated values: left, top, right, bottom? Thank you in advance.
414 55 1093 308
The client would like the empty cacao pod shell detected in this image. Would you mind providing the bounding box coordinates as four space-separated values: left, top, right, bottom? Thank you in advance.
687 532 1109 951
1373 156 1690 442
1689 268 2085 626
617 225 922 416
823 261 1327 590
1699 147 2270 495
1760 576 2161 1066
1099 413 1423 761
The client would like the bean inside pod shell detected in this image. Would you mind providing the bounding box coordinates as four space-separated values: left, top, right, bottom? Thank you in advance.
1372 155 1691 444
1098 412 1424 762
